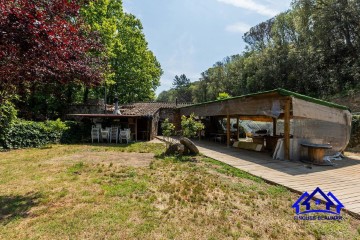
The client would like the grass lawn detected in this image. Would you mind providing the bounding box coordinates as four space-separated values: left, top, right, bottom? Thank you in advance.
0 143 359 240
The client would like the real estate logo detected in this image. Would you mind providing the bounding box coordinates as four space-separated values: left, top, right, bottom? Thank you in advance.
292 187 344 220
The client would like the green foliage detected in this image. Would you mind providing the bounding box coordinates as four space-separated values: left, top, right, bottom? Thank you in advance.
156 89 176 102
156 74 192 103
161 118 175 137
2 119 68 149
162 1 360 103
216 92 231 100
0 101 17 148
173 74 192 102
81 0 163 103
0 119 89 149
16 83 85 120
173 74 190 89
181 114 204 138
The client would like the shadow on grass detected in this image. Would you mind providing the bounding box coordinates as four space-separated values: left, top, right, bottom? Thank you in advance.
0 193 41 225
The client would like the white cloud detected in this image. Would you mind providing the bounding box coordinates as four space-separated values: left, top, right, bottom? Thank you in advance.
217 0 278 17
225 22 251 33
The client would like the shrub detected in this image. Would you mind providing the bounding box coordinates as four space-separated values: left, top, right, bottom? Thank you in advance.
161 118 175 137
0 101 17 148
0 119 92 149
2 119 68 149
0 117 95 149
181 114 205 138
161 118 175 147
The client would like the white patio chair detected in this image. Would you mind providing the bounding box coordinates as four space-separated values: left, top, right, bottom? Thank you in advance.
101 128 110 142
91 127 100 143
119 129 131 144
110 127 119 144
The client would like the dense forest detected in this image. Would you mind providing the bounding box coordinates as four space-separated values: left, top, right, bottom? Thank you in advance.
158 0 360 103
0 0 162 120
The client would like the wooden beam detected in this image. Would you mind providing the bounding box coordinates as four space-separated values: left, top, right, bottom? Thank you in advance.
272 118 277 136
227 114 230 148
236 116 240 140
239 115 273 122
284 98 291 160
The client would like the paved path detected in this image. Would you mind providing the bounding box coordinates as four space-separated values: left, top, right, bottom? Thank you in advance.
157 137 360 217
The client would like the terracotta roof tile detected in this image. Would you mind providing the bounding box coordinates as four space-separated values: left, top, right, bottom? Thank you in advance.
106 102 189 116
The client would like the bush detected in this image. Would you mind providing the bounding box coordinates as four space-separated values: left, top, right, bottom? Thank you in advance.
0 119 91 149
0 101 17 147
161 118 176 148
2 119 68 149
161 118 175 137
181 114 205 138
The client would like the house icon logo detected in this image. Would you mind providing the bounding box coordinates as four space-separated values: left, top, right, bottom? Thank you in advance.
292 187 344 215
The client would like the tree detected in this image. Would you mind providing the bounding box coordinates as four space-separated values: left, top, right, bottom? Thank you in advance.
173 74 190 89
189 0 360 101
0 0 104 105
172 74 192 102
81 0 163 103
157 89 176 102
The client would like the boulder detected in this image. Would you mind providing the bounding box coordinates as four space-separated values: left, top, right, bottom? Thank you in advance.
180 137 199 155
165 143 185 156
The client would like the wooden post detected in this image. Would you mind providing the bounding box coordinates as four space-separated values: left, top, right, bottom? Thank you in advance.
284 98 291 160
227 115 230 148
236 116 240 140
272 118 277 136
135 118 138 142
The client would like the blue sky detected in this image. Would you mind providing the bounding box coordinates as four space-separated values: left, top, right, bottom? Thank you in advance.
123 0 293 95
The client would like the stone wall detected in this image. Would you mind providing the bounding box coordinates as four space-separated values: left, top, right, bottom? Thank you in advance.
159 108 181 131
67 99 105 115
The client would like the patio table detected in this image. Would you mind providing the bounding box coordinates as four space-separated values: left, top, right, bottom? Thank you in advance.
301 143 332 165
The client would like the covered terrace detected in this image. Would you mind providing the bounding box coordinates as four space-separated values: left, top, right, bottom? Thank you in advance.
179 88 352 161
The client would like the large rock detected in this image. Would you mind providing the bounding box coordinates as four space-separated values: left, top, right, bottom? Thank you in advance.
180 137 199 155
165 143 185 156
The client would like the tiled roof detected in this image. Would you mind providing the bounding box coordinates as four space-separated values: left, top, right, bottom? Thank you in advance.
106 102 189 116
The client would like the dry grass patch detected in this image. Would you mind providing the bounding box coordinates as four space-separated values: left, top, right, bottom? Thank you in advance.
48 152 154 167
0 144 359 239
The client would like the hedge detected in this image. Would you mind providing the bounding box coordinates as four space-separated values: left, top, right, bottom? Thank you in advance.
0 119 87 149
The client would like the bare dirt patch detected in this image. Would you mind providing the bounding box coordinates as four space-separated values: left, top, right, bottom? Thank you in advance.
47 152 155 167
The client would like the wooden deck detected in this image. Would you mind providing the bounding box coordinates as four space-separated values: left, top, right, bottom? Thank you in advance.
157 137 360 217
